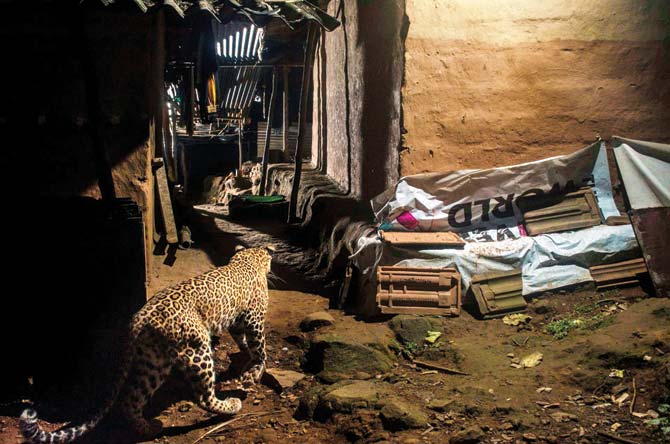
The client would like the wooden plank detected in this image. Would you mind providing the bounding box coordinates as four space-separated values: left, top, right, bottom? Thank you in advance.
380 230 465 246
260 69 278 196
282 65 290 153
154 157 178 244
288 23 319 223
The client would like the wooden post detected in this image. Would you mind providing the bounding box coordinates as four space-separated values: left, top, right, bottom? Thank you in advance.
288 24 318 222
260 68 278 196
282 65 290 154
186 64 195 136
238 119 244 172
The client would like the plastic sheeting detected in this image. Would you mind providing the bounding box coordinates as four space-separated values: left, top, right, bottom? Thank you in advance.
613 136 670 210
354 140 642 297
391 225 639 295
371 142 619 242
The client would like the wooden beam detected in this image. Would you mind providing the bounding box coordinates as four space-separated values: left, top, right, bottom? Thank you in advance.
282 65 290 154
260 69 278 196
288 24 318 222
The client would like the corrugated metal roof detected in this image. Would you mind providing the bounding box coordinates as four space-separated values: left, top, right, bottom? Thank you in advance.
86 0 339 31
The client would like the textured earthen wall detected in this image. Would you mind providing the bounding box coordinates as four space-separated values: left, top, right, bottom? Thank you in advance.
0 4 158 281
311 0 404 201
402 0 670 174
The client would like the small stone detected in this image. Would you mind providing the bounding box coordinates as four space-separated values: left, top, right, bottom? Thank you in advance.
300 312 335 331
177 402 193 412
427 398 454 412
450 426 485 443
532 299 553 315
380 400 429 431
264 368 306 392
549 411 578 423
522 433 537 441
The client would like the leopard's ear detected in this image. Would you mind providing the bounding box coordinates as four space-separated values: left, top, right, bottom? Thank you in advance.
235 245 246 252
265 244 276 255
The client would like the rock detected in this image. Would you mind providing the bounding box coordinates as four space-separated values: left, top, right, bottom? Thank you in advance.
296 380 392 420
522 433 538 441
380 400 429 431
300 311 336 332
427 398 454 412
305 333 395 383
532 299 554 315
450 426 485 443
549 411 578 423
388 315 443 345
264 368 305 392
321 380 386 412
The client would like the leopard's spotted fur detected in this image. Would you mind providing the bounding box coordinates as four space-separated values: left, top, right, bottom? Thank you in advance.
20 246 273 444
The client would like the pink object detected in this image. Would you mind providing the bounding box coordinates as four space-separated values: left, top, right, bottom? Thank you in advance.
396 211 419 230
518 223 527 237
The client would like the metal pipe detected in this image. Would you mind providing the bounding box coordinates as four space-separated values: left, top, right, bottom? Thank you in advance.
178 225 193 250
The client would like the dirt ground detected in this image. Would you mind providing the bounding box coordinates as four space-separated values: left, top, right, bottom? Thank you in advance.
1 214 669 444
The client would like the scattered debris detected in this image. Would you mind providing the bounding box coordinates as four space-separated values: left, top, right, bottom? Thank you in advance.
596 430 641 444
424 331 442 344
520 352 543 368
536 387 553 393
412 359 469 376
502 313 532 326
609 369 625 379
549 411 578 423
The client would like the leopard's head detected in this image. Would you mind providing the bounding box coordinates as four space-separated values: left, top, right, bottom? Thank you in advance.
232 244 274 274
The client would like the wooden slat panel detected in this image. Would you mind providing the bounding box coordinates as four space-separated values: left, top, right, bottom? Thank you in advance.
379 230 465 246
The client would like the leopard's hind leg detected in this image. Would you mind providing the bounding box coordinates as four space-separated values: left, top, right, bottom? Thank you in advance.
120 341 171 437
238 309 267 386
178 342 242 415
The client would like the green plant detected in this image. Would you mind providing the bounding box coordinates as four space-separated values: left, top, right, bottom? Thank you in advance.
545 319 579 339
646 404 670 435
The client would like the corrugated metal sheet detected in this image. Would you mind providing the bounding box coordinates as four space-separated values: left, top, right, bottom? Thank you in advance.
612 137 670 297
218 65 263 119
84 0 340 30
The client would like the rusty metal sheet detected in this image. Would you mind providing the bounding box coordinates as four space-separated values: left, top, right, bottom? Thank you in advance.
630 208 670 297
470 270 525 318
379 230 465 247
589 258 648 291
376 266 461 316
518 187 603 235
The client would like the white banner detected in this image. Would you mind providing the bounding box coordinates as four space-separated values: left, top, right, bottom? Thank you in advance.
371 141 619 241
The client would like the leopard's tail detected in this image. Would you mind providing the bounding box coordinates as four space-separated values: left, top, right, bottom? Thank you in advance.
19 343 134 444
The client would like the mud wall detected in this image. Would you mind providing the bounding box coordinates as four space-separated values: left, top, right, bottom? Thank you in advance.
310 0 405 201
0 3 160 283
402 0 670 174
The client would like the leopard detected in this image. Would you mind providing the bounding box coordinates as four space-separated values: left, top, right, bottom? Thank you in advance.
20 245 274 444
